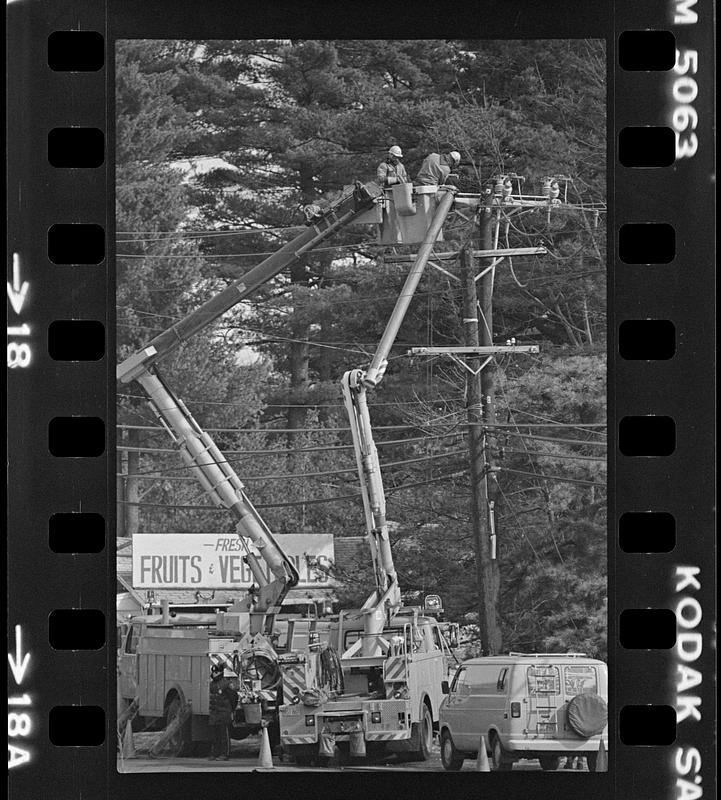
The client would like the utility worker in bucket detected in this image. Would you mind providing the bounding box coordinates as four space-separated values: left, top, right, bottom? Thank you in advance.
376 145 410 187
415 150 462 186
208 663 238 760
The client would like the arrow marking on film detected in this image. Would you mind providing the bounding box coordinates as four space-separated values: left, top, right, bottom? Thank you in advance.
8 625 30 685
7 253 29 315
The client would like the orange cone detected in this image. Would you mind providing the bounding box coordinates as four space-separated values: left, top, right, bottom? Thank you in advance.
596 739 608 771
475 735 491 771
257 722 274 769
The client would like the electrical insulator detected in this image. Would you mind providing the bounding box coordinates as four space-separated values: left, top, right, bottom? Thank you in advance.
541 177 553 197
550 180 560 200
502 179 513 199
494 177 505 197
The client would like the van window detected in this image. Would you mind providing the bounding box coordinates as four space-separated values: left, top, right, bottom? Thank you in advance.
465 664 501 694
450 667 467 693
564 665 598 695
527 665 560 695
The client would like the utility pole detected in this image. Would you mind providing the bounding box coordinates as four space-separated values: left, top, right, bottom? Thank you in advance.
461 229 502 655
403 174 585 655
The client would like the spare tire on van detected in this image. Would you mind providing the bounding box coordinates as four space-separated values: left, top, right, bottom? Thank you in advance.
566 694 608 738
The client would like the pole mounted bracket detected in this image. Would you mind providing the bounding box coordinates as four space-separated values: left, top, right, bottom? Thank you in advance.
407 345 539 376
407 346 539 356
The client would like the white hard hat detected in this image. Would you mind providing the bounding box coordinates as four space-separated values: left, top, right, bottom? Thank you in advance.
388 146 403 158
449 150 461 163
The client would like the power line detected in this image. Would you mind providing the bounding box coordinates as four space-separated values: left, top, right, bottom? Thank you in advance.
117 395 460 410
503 432 607 448
506 407 607 436
117 432 467 475
501 448 606 462
117 241 383 259
117 448 467 483
116 422 421 436
119 469 465 511
502 467 606 488
479 422 606 430
117 225 306 240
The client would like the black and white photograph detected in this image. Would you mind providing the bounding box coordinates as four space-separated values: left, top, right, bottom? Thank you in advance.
114 38 609 773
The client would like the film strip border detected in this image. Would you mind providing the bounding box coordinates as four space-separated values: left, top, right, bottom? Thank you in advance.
7 3 110 798
6 2 715 799
613 4 715 800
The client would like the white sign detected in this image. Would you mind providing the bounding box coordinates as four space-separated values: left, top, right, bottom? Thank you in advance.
132 533 335 590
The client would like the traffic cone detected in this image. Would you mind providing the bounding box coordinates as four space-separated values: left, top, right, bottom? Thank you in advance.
596 739 608 772
120 722 135 759
257 722 274 769
475 735 491 771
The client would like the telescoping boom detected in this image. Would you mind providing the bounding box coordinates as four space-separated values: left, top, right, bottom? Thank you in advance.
117 181 382 622
342 186 456 656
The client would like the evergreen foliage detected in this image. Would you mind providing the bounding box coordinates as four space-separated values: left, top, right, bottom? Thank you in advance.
116 39 607 658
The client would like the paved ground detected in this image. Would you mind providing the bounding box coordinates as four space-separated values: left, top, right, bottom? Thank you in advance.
118 732 592 773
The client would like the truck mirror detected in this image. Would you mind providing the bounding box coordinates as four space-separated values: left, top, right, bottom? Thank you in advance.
441 680 450 695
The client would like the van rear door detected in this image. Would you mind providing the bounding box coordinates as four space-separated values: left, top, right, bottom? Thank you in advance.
559 663 603 738
525 664 562 736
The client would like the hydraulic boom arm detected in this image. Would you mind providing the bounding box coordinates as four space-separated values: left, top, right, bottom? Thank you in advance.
118 182 382 620
342 187 456 656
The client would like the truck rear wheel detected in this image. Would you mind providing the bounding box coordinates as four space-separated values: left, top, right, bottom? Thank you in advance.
163 695 192 757
409 704 433 761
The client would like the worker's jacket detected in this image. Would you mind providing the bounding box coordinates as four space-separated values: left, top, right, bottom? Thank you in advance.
208 676 238 726
415 153 452 186
376 159 409 187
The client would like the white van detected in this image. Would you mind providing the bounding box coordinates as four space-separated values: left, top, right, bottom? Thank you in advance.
439 653 608 771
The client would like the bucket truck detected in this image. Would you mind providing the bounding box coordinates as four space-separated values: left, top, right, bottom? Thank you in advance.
116 181 382 754
279 186 458 765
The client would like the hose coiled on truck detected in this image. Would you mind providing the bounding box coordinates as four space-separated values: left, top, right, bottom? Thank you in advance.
319 646 344 694
236 649 283 692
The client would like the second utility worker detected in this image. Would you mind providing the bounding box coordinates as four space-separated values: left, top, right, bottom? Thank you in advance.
376 146 410 187
415 150 461 186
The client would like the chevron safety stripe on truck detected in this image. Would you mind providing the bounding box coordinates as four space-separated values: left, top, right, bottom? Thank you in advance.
366 730 410 741
281 735 318 745
383 656 407 682
209 653 236 671
282 665 307 698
